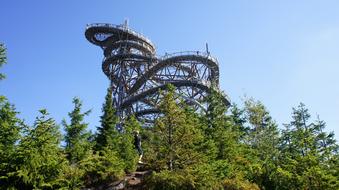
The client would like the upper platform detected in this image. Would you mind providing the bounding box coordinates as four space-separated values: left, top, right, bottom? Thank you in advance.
85 23 156 55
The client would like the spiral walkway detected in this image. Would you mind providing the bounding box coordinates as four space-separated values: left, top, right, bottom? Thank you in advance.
85 23 230 125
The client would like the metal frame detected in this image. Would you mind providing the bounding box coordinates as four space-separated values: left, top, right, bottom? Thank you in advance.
85 23 230 125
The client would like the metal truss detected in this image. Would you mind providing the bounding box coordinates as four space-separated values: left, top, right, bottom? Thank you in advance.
85 23 230 125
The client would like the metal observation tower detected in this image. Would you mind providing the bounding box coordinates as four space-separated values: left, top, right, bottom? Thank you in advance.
85 22 230 126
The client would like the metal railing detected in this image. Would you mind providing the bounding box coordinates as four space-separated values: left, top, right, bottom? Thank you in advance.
86 23 155 49
106 40 155 55
160 51 219 65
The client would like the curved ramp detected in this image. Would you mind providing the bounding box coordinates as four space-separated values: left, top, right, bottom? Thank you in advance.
85 23 230 125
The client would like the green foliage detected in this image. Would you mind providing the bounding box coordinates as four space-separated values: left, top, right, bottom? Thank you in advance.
205 91 249 184
222 178 260 190
146 166 223 190
63 97 92 164
0 43 6 80
149 84 204 171
96 88 138 173
0 96 21 158
188 163 222 189
229 104 248 138
276 103 339 190
205 89 228 131
95 87 119 151
145 170 196 190
79 148 124 187
11 109 67 189
0 97 23 188
60 163 86 190
119 115 139 172
243 98 280 189
0 62 338 190
205 90 240 160
56 148 125 189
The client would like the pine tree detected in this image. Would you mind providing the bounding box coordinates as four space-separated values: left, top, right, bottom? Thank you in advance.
151 84 204 171
13 109 67 189
205 89 239 161
243 98 280 189
312 117 338 162
0 97 21 160
62 97 92 164
145 85 222 189
277 103 339 190
0 96 23 188
206 88 228 131
244 98 280 156
229 103 248 137
78 147 125 187
204 91 256 187
119 115 140 172
95 87 119 151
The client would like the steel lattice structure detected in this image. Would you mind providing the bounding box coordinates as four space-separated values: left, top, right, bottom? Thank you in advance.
85 23 230 125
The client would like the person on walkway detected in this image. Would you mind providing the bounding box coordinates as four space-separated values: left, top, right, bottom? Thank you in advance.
134 130 143 164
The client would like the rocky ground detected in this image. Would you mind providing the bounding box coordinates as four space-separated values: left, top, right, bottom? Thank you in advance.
83 164 151 190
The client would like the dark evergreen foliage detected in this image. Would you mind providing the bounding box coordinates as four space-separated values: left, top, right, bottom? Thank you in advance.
0 97 24 189
63 97 92 164
0 46 338 189
95 87 119 151
11 109 67 189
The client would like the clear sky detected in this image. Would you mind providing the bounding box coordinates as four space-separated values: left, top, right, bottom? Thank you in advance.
1 0 338 137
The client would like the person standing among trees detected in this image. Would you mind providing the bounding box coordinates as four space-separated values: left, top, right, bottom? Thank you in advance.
134 130 143 164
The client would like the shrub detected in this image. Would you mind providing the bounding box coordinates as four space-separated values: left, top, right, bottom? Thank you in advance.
222 178 259 190
80 148 125 187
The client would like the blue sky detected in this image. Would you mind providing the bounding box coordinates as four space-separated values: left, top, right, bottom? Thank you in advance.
1 0 338 137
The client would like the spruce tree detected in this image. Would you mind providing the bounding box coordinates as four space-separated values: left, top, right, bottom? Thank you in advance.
243 98 280 189
0 97 21 161
313 117 338 162
0 96 23 188
229 103 248 137
205 89 239 160
204 90 254 186
13 109 66 189
62 97 91 164
206 88 228 131
119 115 140 172
244 98 280 158
151 84 204 171
277 103 339 190
95 87 119 151
0 46 26 188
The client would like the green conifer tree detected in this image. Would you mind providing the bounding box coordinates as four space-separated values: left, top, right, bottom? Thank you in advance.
151 84 204 171
119 115 140 172
229 104 248 137
204 90 255 187
95 87 119 151
313 117 338 162
63 97 92 164
205 89 239 161
277 103 339 190
13 109 67 189
243 98 280 189
0 97 23 188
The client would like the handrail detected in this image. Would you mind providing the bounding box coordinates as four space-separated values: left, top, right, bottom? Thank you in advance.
104 40 155 55
86 23 155 49
160 51 219 65
85 22 231 125
102 53 155 63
